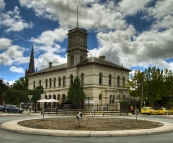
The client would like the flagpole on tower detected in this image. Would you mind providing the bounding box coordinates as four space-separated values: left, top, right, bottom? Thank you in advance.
77 6 79 28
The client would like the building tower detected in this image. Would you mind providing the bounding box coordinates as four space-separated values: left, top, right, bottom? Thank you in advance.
67 28 88 67
26 45 35 76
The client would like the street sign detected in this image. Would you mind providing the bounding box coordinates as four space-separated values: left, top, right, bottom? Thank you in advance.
76 112 82 119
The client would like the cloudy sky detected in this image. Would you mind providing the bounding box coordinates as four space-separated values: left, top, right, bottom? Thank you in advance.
0 0 173 84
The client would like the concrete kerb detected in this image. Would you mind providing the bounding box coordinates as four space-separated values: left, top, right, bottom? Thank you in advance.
1 118 173 137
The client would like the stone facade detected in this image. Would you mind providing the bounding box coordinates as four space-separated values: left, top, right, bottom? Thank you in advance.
28 27 138 109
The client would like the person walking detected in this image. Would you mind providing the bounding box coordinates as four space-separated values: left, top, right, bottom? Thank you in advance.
130 106 134 114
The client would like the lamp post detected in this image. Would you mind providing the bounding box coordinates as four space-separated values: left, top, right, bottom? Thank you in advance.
140 82 143 112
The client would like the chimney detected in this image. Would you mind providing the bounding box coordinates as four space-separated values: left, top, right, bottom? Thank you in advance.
99 55 106 60
49 62 52 68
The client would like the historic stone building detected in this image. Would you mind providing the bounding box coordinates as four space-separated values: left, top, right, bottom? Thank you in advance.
27 26 137 109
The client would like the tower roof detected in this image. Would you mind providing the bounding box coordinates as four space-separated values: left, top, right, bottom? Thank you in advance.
28 45 35 73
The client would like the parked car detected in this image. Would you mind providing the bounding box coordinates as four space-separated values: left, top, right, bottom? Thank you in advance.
141 107 158 115
0 105 3 111
2 104 23 113
155 107 169 115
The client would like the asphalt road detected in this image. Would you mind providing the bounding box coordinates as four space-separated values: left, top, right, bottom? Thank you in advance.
0 114 173 143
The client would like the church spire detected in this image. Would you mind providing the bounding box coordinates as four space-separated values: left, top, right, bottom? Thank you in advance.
27 45 35 74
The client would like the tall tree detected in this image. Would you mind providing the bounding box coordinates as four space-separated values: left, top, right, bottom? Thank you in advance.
66 77 86 106
0 78 10 104
3 77 29 105
127 67 173 107
28 86 44 112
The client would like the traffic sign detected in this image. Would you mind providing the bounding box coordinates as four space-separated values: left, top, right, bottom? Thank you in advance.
76 112 82 119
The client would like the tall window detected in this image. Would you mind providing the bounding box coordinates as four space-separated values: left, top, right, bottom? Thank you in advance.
99 73 102 84
45 95 47 99
109 95 115 104
70 75 73 84
62 94 66 102
109 95 112 104
112 95 115 103
33 81 36 89
81 73 84 84
49 78 52 87
58 77 61 86
39 80 41 86
80 55 84 62
54 78 56 87
109 74 111 86
71 55 74 66
58 94 60 101
53 95 56 99
63 76 66 86
49 95 51 99
117 76 120 87
123 77 125 87
99 94 102 100
45 79 48 88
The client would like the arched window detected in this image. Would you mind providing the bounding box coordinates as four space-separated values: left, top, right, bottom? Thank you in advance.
112 95 115 103
62 94 66 102
99 94 102 100
109 74 111 86
39 80 41 86
99 73 102 84
70 75 73 84
49 78 52 87
109 95 112 104
71 55 74 66
117 76 120 87
53 95 56 99
58 94 60 100
58 77 61 86
63 76 66 86
80 55 84 62
49 95 51 99
45 95 47 99
33 81 35 89
54 78 56 87
81 73 84 84
123 77 125 87
45 79 48 88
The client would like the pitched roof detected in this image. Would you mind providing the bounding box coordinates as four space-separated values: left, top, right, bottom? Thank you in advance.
28 63 67 75
78 57 131 71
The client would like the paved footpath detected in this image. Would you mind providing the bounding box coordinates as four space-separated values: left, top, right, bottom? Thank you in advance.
1 112 173 137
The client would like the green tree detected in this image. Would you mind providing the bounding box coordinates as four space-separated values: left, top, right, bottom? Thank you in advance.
127 67 173 107
3 77 29 105
29 86 44 112
0 78 10 104
66 77 86 106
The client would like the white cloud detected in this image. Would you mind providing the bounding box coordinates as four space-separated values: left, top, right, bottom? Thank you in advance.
36 52 66 70
0 38 12 50
19 0 127 30
0 45 29 65
0 53 13 65
9 66 25 73
0 6 33 32
152 15 173 29
147 0 173 19
0 0 5 10
118 0 151 16
8 80 15 85
30 28 68 45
